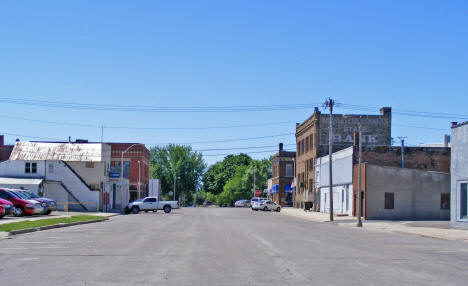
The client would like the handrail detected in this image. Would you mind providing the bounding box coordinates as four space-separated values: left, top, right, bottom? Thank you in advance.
61 161 92 190
59 182 89 211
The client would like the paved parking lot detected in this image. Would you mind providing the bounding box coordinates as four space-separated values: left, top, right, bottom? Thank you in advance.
0 208 467 285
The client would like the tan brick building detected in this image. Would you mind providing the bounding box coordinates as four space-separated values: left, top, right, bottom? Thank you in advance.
270 143 295 206
294 107 392 210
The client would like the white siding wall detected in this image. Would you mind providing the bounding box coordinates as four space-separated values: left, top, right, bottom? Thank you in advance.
316 147 354 215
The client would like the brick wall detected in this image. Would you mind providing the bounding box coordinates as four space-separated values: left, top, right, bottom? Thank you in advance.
357 146 450 173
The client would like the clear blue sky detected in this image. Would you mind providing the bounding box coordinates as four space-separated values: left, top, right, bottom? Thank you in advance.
0 0 467 165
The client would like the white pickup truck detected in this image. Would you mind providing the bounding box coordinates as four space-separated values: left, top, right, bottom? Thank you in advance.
125 197 179 214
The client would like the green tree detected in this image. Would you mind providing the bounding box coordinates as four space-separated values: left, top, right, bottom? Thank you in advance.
150 144 206 204
215 159 272 206
202 154 252 195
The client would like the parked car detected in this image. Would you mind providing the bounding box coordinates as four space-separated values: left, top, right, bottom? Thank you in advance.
234 199 251 207
16 190 57 215
125 197 179 214
251 200 281 212
0 188 44 216
250 197 268 208
0 198 14 218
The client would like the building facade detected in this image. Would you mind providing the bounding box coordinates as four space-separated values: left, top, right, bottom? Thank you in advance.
269 143 295 206
0 135 14 162
315 145 451 219
295 107 392 209
451 121 468 229
108 143 150 202
0 142 122 211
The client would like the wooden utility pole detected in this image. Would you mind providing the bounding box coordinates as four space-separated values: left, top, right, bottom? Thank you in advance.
324 98 335 221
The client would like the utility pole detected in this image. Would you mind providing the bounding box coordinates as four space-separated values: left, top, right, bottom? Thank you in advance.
357 116 363 227
100 126 104 143
173 172 177 201
324 98 335 221
138 160 141 199
253 168 256 196
398 137 407 168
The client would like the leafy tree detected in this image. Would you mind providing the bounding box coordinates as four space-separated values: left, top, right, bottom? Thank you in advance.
215 159 272 206
150 144 206 204
202 154 252 195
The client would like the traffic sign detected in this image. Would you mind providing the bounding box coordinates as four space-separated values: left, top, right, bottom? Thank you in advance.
255 190 260 197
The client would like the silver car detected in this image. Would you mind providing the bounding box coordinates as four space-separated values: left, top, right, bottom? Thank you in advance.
251 200 281 212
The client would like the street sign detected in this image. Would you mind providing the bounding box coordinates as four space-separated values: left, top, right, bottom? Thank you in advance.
255 190 260 197
109 172 120 178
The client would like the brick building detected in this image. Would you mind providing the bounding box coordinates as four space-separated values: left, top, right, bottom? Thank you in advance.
108 143 150 202
270 143 295 206
352 146 451 219
295 107 392 209
0 135 14 162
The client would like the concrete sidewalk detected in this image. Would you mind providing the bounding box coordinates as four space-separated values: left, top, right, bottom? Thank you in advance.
281 208 468 242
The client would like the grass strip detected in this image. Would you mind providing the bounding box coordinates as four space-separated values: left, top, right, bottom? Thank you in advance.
0 215 106 232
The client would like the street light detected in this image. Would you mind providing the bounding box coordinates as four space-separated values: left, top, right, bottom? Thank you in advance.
138 160 141 199
120 143 145 210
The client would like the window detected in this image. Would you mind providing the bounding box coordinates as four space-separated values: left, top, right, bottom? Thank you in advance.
305 137 309 152
25 162 37 174
384 192 394 209
48 163 54 174
459 182 468 221
440 193 450 210
285 164 293 177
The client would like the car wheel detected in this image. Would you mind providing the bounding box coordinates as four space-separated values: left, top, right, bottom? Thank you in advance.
131 206 140 214
263 207 268 211
152 209 157 213
14 207 24 217
0 215 4 219
144 210 148 213
45 210 52 215
163 205 171 213
253 209 258 211
277 207 281 212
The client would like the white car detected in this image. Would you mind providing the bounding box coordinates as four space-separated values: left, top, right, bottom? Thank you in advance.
126 197 179 214
251 200 281 212
234 199 250 207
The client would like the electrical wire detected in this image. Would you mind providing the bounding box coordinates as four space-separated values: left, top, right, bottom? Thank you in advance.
0 97 321 113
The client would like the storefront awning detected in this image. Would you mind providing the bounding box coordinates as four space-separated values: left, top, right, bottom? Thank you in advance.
285 184 294 194
270 184 279 194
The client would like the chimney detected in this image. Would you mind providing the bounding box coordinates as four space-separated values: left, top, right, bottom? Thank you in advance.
68 136 71 143
451 122 458 128
0 135 3 147
443 134 451 147
314 107 319 112
380 107 392 116
279 143 283 152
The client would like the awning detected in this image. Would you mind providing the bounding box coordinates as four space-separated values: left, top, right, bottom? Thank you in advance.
285 184 294 194
0 177 43 185
270 184 279 194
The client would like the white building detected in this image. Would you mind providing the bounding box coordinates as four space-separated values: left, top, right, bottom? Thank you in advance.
0 142 129 211
315 147 353 216
451 122 468 229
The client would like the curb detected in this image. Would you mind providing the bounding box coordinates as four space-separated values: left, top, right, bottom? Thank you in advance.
7 218 109 236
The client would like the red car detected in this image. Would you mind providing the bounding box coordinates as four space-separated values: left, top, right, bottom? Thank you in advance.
0 198 14 218
0 188 44 216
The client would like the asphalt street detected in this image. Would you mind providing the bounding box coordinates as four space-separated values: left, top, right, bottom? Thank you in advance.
0 208 467 286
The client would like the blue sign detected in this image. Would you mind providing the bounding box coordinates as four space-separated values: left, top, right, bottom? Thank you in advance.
109 172 120 178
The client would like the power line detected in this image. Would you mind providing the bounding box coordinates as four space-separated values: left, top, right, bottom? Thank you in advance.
0 97 321 113
0 114 299 130
146 132 295 145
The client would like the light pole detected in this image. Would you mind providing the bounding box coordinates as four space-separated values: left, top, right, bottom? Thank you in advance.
138 160 141 199
120 143 145 210
357 116 363 227
173 172 177 201
292 157 296 207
